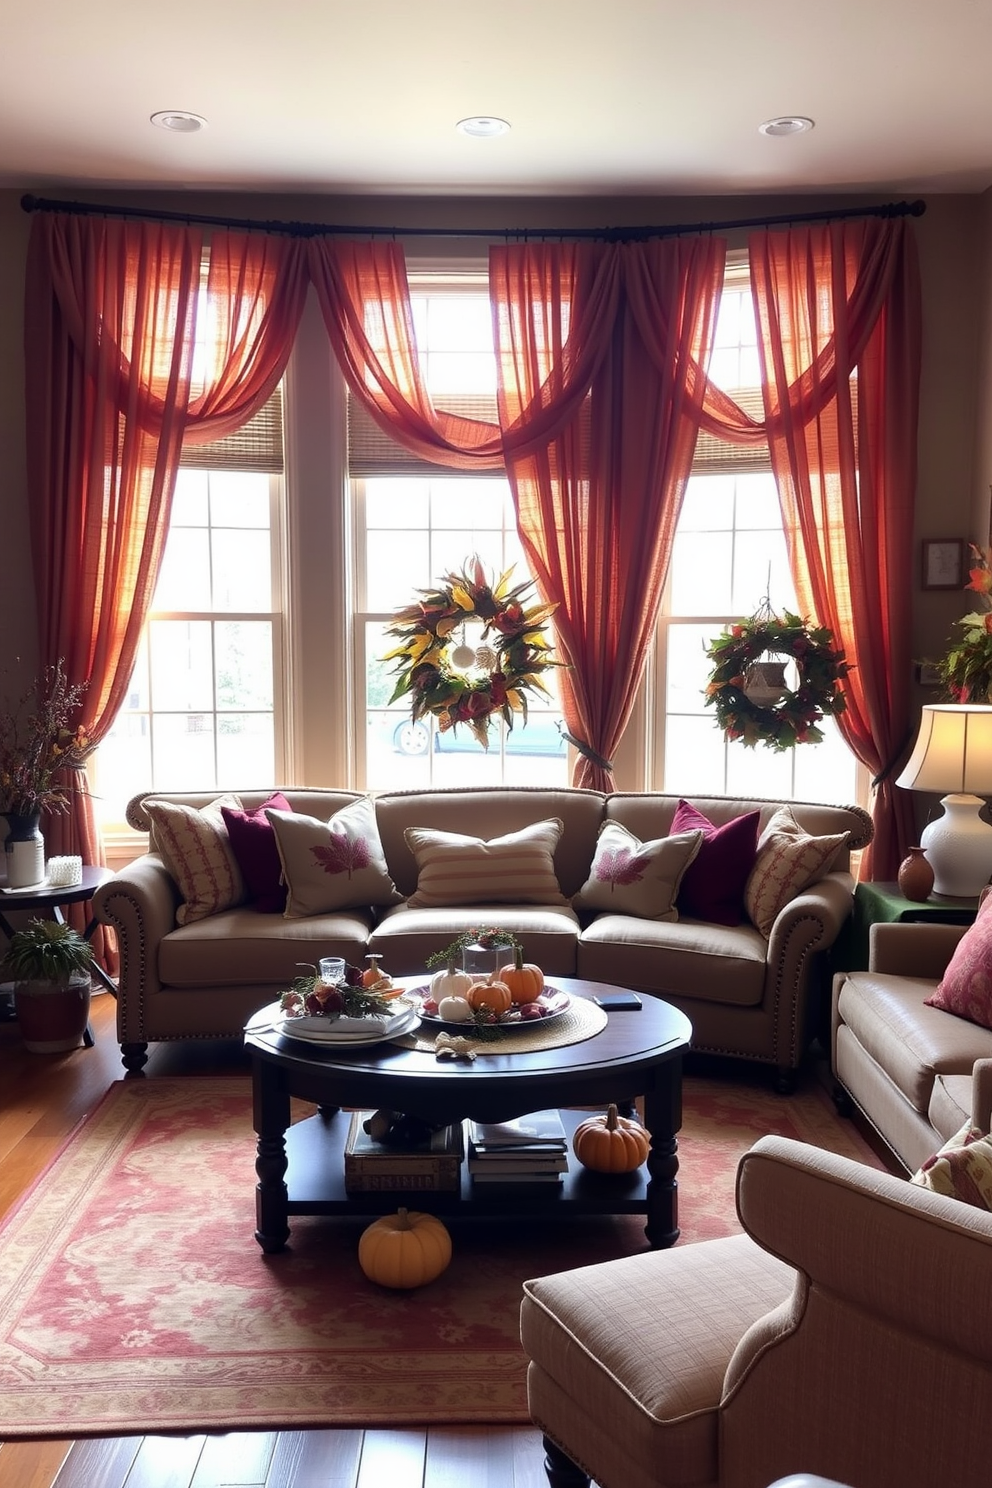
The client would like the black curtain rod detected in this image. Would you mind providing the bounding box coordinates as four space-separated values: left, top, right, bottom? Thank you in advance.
20 193 926 242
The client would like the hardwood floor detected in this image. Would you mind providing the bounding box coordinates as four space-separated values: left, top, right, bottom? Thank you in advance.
0 993 555 1488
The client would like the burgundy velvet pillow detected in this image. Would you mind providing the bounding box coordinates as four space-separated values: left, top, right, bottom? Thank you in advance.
220 793 292 913
671 799 761 926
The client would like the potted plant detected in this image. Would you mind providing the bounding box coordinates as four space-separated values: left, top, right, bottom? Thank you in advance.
3 917 95 1052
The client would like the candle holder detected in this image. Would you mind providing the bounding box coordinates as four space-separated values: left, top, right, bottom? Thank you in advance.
46 855 83 888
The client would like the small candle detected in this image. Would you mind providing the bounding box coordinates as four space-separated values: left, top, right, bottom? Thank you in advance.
46 855 83 887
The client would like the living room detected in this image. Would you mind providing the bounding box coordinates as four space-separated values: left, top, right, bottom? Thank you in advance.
3 6 992 1487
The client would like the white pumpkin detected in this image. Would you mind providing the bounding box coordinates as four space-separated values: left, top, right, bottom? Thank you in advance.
437 995 473 1023
430 962 473 1001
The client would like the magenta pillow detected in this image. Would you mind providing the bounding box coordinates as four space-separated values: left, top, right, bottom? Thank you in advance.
671 800 761 926
925 894 992 1031
220 793 292 913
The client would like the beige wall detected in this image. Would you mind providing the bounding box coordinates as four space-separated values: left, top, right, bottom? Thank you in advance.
0 184 988 775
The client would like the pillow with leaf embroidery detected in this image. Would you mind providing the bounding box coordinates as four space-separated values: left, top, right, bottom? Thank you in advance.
573 821 703 920
265 798 402 918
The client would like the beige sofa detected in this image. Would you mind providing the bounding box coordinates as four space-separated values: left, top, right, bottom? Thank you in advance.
832 920 992 1171
521 1069 992 1488
94 786 872 1080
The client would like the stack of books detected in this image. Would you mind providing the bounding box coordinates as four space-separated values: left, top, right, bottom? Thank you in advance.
467 1109 569 1185
344 1110 464 1193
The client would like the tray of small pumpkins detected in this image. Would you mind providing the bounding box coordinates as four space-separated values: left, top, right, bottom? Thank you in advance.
414 949 569 1030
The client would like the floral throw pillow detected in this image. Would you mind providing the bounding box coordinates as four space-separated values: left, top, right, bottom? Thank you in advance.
925 893 992 1031
265 798 402 918
573 821 703 920
911 1120 992 1210
144 793 245 926
744 806 849 938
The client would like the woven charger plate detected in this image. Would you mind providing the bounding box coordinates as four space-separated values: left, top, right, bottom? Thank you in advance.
397 992 608 1056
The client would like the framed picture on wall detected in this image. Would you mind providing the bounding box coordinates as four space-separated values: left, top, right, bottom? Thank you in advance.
922 539 965 591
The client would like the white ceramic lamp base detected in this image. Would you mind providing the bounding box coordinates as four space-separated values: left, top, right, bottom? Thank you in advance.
920 794 992 898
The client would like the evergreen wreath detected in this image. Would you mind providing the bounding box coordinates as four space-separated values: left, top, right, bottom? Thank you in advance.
704 610 851 752
383 557 564 748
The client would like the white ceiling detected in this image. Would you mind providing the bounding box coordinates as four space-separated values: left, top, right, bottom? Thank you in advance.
4 0 992 200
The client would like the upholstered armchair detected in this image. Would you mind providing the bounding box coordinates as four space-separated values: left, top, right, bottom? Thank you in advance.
520 1098 992 1488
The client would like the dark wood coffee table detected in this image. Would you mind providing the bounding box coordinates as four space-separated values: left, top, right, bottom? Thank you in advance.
244 976 692 1254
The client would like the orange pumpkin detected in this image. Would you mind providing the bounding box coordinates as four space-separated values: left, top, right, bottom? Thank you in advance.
358 1207 452 1289
497 947 545 1005
572 1104 650 1173
466 978 513 1016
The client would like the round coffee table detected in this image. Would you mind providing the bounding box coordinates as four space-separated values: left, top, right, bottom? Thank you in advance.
244 976 692 1253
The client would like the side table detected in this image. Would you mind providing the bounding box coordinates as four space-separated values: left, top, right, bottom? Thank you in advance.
0 865 117 1045
836 879 979 973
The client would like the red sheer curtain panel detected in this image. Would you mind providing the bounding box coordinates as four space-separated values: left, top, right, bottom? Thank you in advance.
747 219 921 878
23 218 307 947
490 238 727 790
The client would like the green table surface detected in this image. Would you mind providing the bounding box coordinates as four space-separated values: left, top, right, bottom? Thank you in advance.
834 879 979 973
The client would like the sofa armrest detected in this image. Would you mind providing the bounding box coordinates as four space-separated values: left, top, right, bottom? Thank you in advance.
973 1059 992 1131
731 1135 992 1371
92 854 180 1043
761 872 853 1069
868 920 970 978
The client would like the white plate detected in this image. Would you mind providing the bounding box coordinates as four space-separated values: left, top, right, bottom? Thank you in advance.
276 1004 421 1047
411 986 571 1032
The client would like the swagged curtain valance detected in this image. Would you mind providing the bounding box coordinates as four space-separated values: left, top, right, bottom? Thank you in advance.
23 211 920 889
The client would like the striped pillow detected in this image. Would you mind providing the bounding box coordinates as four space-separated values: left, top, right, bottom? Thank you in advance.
404 819 568 908
145 794 245 925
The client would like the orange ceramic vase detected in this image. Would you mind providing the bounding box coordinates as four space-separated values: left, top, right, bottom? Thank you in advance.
897 846 934 903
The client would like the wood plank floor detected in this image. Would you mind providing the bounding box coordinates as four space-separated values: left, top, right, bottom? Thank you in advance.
0 993 556 1488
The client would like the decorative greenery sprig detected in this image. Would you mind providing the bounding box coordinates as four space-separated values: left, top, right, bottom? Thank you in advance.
425 927 523 971
704 611 850 752
0 660 96 816
931 543 992 702
382 557 563 748
278 963 401 1020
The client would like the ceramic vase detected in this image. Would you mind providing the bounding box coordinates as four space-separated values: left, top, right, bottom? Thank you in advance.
3 810 45 889
13 972 91 1053
898 846 934 902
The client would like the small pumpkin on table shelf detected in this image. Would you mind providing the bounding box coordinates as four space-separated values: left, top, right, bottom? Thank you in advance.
497 947 545 1005
572 1104 651 1173
357 1207 452 1289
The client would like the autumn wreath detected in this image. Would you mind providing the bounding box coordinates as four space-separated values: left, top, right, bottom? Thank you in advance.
383 557 564 748
704 611 851 751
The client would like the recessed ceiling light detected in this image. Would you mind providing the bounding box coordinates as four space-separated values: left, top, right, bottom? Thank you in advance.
150 111 208 134
456 116 510 138
758 116 814 137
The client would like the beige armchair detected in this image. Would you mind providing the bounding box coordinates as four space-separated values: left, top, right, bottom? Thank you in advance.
520 1075 992 1488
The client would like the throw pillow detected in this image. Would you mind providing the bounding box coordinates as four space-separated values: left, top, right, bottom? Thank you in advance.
911 1120 992 1210
265 798 401 918
404 818 568 908
671 799 760 925
144 793 245 926
744 805 849 938
221 793 292 914
925 893 992 1031
573 821 703 920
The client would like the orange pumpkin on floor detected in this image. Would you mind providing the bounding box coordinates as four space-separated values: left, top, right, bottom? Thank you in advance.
572 1104 650 1173
358 1208 452 1289
497 948 545 1005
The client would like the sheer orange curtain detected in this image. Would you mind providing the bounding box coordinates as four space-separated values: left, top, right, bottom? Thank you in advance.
490 239 727 789
747 220 921 878
23 216 308 901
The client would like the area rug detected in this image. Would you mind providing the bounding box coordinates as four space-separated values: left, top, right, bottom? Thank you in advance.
0 1071 883 1439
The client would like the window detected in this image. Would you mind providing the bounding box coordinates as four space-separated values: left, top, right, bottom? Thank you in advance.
94 399 285 828
352 277 568 792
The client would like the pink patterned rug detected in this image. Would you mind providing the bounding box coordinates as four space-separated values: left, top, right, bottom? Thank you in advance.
0 1071 883 1438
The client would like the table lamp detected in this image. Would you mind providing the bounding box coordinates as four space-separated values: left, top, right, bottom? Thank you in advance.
896 704 992 897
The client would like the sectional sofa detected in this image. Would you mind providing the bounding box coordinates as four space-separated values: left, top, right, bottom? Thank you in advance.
93 785 872 1082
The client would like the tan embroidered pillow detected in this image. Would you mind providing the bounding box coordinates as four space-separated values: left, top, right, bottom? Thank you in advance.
266 798 401 918
911 1121 992 1210
404 819 568 908
144 794 245 925
744 806 849 937
573 821 703 920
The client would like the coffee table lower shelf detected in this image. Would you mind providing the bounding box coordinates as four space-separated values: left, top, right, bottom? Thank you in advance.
275 1107 653 1223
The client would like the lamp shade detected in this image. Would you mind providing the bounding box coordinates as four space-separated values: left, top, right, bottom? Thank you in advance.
896 705 992 794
